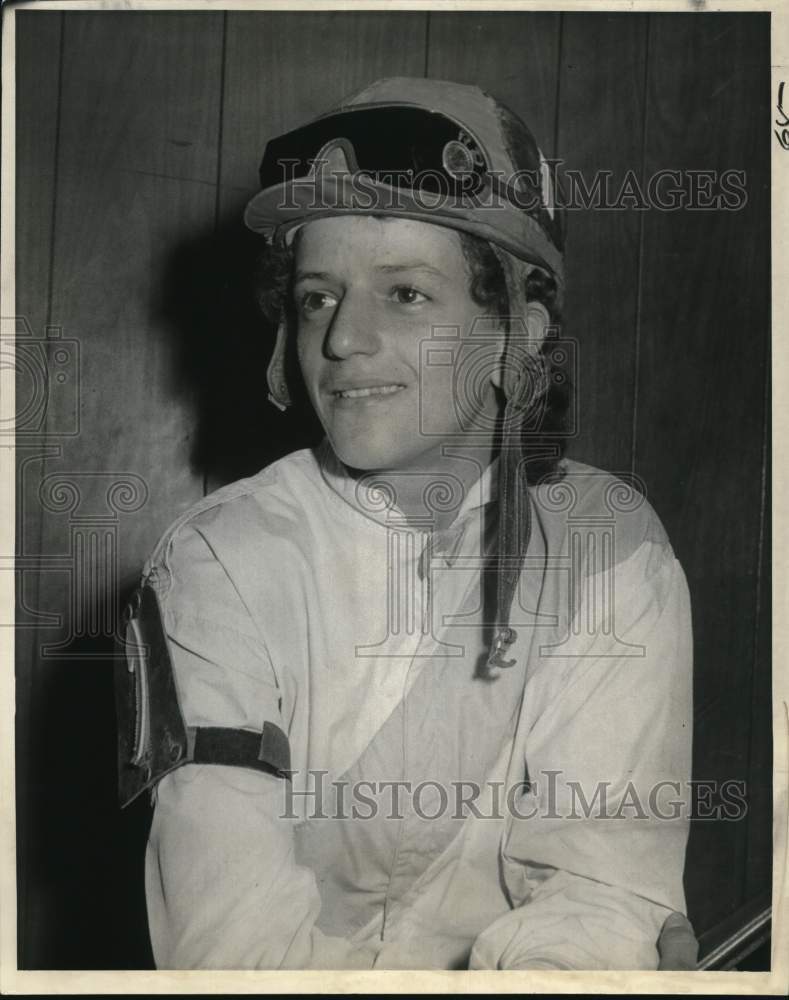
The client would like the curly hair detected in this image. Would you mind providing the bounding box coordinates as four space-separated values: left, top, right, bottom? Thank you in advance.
254 225 570 483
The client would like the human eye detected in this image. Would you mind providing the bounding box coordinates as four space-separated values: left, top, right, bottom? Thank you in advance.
299 290 338 313
297 289 339 316
390 285 429 306
295 289 338 319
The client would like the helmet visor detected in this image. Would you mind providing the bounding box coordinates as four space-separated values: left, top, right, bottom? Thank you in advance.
258 104 537 203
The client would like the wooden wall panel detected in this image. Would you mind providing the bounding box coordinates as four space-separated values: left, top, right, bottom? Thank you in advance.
745 406 771 905
221 11 429 211
21 11 222 968
634 13 770 936
426 12 560 160
14 12 61 337
47 9 221 546
14 11 63 968
557 13 648 474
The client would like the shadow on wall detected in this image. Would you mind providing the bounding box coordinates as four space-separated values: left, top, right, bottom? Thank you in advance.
155 212 322 488
21 217 326 971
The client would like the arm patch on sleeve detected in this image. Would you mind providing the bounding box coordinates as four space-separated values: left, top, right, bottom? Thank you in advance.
114 582 291 808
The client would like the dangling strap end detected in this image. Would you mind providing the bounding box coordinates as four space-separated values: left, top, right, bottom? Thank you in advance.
486 626 518 674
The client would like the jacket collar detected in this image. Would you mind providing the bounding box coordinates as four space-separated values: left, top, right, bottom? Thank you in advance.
316 439 497 540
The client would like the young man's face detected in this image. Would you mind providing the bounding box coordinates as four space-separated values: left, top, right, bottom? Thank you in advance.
293 215 502 472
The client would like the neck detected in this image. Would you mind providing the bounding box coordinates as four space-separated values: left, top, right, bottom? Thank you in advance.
345 443 497 533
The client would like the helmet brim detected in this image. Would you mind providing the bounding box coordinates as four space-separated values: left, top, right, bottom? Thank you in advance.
244 174 564 291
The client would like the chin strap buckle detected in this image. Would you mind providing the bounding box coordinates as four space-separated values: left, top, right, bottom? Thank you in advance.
486 626 519 676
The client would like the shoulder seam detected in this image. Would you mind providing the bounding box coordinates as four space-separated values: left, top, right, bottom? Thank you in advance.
142 447 320 592
143 469 279 589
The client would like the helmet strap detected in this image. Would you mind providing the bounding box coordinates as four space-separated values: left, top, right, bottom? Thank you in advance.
482 245 548 680
266 315 293 411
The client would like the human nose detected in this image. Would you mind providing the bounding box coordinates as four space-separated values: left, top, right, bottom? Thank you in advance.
324 293 381 360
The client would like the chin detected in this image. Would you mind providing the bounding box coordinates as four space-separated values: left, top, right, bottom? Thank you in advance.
329 437 420 473
334 449 404 473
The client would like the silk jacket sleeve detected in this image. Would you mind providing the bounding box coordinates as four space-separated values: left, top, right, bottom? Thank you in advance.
470 505 693 970
143 520 368 969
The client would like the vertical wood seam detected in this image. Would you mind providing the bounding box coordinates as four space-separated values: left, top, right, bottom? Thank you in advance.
740 27 772 907
212 11 229 242
423 11 431 77
44 15 66 333
552 12 563 161
629 13 651 477
204 10 228 500
741 333 771 906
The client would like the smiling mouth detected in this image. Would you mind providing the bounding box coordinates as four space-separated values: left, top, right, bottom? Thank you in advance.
333 385 406 399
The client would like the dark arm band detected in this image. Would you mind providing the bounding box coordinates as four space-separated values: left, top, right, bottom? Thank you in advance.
114 582 291 808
